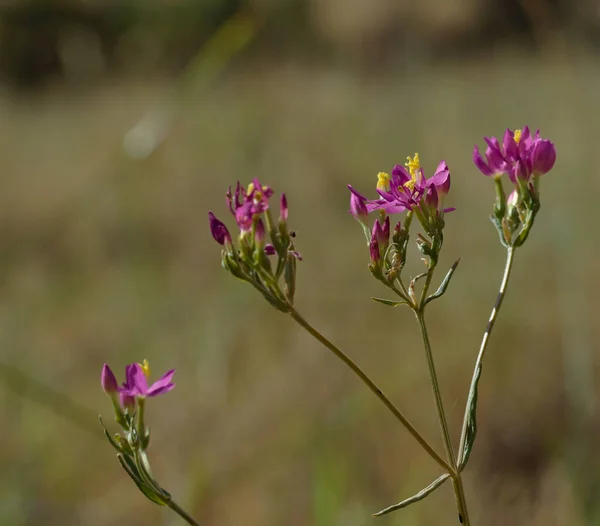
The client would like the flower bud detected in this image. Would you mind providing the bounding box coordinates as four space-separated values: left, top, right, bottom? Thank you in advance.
101 364 119 395
348 186 369 224
208 212 232 245
531 139 556 175
369 237 380 263
280 193 288 223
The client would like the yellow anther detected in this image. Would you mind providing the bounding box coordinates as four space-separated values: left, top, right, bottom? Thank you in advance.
401 179 416 193
376 172 391 191
405 153 421 178
139 359 151 378
514 129 522 144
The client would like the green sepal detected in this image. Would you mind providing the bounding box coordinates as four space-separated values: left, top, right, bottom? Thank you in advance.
283 251 297 305
117 454 168 506
373 473 451 517
371 297 408 308
425 258 460 306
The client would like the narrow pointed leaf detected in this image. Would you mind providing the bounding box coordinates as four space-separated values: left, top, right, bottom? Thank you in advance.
373 473 451 517
460 363 482 470
117 454 168 506
99 415 122 452
425 258 460 305
371 297 408 307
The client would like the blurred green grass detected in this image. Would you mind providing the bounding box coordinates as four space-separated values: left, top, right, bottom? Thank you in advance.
0 53 598 525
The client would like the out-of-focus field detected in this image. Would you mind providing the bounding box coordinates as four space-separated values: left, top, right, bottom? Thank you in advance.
0 49 599 525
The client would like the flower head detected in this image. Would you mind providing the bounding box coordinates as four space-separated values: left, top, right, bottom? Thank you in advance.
474 127 555 182
118 361 176 400
361 154 454 218
226 179 274 232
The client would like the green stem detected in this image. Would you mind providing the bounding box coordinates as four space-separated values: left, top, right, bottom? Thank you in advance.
418 267 436 307
415 311 456 467
166 498 202 526
457 246 516 466
137 398 146 446
288 307 452 474
415 310 470 525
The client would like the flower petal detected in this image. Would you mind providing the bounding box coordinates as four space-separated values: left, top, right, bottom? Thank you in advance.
127 363 148 396
147 369 176 397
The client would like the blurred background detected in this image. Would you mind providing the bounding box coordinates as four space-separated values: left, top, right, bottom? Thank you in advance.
0 0 598 524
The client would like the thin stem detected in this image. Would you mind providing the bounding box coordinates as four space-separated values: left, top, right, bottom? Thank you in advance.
415 310 456 467
452 476 471 526
415 310 470 524
457 246 516 466
288 307 452 474
418 267 436 308
166 498 202 526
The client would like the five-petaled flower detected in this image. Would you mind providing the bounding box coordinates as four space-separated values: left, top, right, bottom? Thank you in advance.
102 361 176 407
119 361 176 399
349 154 453 219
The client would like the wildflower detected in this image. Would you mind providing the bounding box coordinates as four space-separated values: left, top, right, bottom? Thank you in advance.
209 180 301 311
359 154 453 217
474 127 556 182
118 362 176 399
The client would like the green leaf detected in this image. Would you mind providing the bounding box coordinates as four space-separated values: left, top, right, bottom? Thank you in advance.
99 415 122 452
371 297 408 308
373 473 451 517
117 454 168 506
425 258 460 305
460 363 482 471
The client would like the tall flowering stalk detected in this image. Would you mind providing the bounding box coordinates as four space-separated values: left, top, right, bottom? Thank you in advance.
206 128 554 524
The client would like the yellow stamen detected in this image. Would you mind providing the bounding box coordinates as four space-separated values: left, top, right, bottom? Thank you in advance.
514 129 522 144
376 172 391 191
402 179 416 193
405 153 421 178
139 359 151 378
246 182 255 196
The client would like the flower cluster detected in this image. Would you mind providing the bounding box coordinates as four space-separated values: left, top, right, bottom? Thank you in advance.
349 153 453 227
473 127 556 247
208 179 300 311
347 153 453 304
100 360 176 506
473 127 556 182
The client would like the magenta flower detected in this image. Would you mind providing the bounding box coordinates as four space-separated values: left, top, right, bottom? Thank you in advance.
101 364 119 395
226 179 274 231
357 155 453 216
474 127 556 182
208 212 231 245
119 363 176 399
